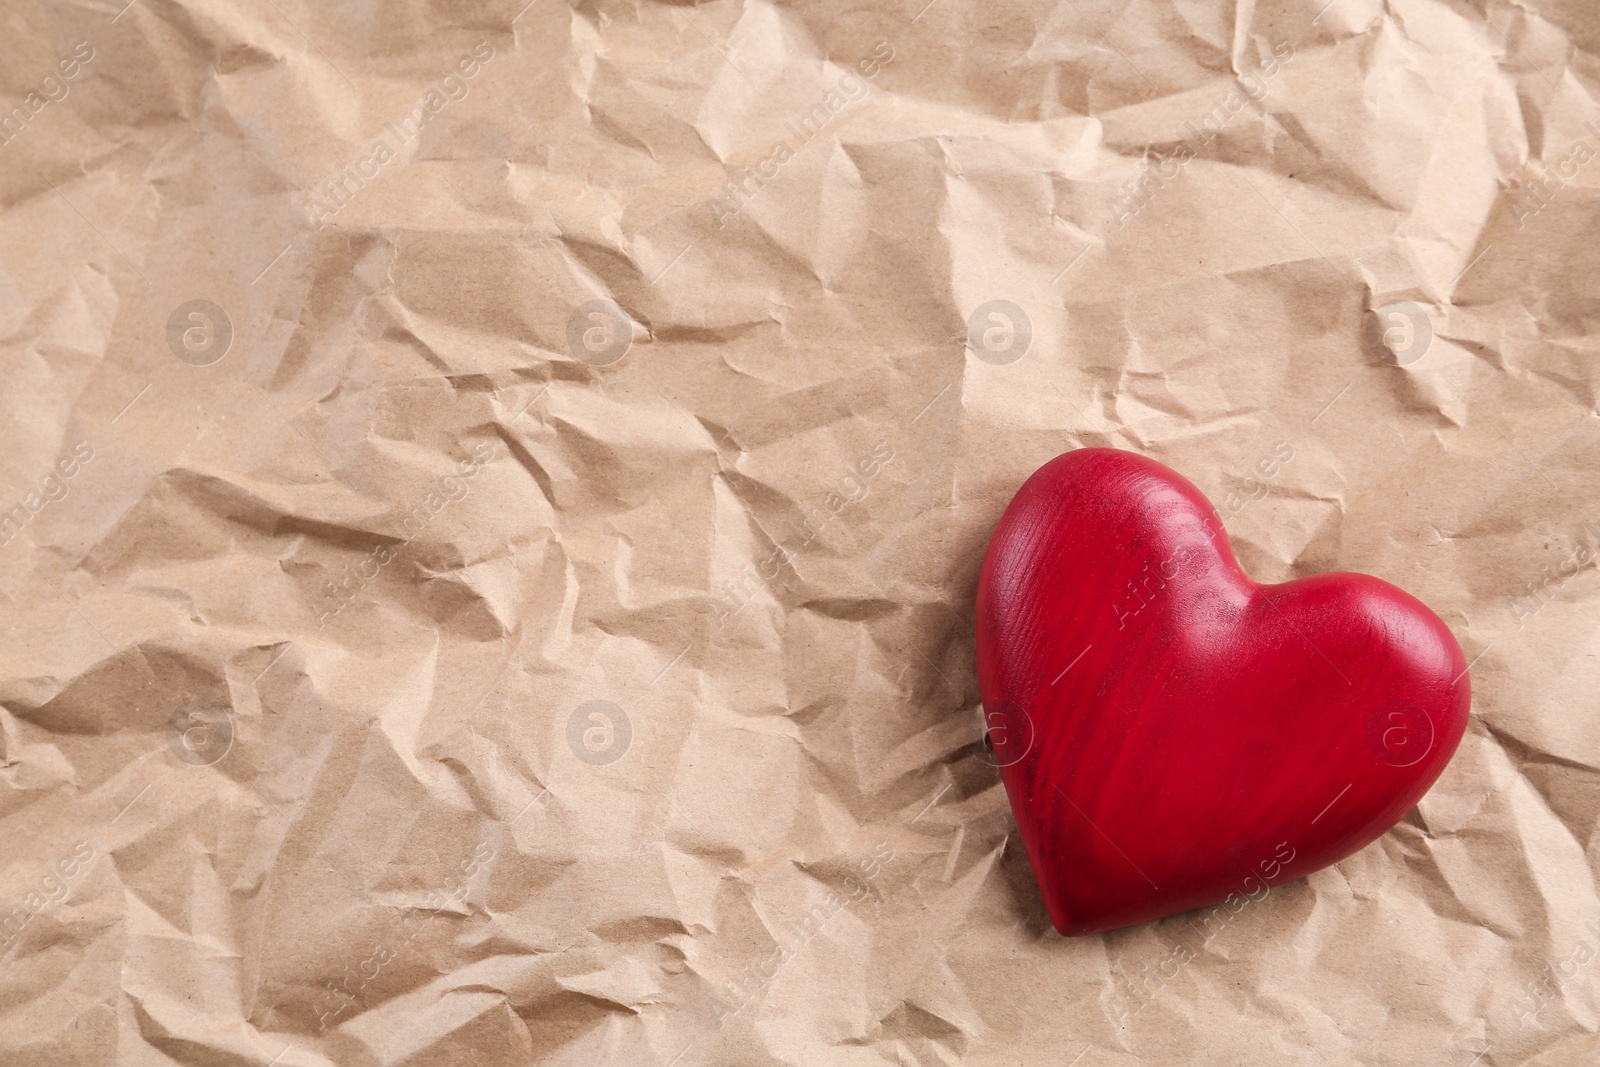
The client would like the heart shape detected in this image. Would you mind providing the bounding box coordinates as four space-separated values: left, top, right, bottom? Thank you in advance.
976 448 1470 936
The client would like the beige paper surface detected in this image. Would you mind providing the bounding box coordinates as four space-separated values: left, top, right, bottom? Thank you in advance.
0 0 1596 1063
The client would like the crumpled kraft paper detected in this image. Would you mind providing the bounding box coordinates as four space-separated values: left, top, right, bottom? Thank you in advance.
0 0 1596 1064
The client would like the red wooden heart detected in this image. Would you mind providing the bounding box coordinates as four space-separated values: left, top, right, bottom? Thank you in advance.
976 448 1470 936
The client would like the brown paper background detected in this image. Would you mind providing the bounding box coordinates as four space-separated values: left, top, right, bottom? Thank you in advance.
1 0 1597 1063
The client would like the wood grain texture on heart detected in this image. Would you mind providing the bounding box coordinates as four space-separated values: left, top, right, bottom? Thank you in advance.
975 448 1470 936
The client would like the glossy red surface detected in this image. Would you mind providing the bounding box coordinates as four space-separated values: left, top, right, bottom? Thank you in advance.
976 448 1470 937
